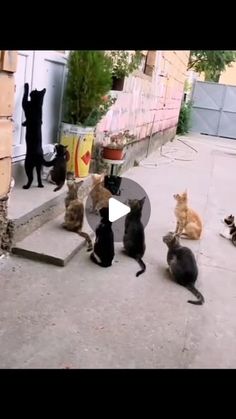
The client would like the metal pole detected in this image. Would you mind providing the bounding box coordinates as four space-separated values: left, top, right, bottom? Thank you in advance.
146 113 156 158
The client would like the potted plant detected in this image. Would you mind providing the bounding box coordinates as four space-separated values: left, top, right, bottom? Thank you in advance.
102 130 135 160
109 51 142 91
60 50 115 177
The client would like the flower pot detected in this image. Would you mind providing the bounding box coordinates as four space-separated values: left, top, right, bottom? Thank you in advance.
103 146 124 160
111 76 125 91
60 123 94 178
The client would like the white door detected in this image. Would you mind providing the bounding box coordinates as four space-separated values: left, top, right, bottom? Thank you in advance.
13 50 67 160
31 51 67 152
13 51 34 160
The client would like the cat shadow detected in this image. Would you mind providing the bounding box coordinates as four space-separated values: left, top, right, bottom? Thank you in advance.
178 236 196 241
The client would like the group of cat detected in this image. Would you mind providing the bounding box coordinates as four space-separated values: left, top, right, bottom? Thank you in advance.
164 191 236 305
63 178 236 307
62 174 146 276
62 176 203 305
164 192 236 306
21 83 69 191
21 83 235 307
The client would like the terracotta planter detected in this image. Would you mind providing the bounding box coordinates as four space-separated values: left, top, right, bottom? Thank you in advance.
103 146 124 160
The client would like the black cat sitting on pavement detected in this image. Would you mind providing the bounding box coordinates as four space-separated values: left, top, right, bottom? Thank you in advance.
90 207 115 267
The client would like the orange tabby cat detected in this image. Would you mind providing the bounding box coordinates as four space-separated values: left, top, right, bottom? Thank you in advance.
173 190 202 240
90 174 112 213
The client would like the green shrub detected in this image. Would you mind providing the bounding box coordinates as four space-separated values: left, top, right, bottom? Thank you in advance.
177 101 192 135
63 51 113 127
109 51 143 78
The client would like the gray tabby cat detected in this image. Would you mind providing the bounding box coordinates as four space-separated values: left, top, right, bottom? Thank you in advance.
163 232 204 305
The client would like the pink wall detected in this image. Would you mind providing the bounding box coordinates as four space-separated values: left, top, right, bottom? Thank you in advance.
96 51 190 141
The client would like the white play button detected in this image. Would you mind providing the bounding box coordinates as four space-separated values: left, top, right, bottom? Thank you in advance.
108 197 130 222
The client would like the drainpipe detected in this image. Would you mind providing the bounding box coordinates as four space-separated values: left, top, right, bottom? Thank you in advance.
146 113 155 157
145 51 161 158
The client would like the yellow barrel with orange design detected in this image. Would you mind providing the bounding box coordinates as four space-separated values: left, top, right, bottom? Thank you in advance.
60 123 94 178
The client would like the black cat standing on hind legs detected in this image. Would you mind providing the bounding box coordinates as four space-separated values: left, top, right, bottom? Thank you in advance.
22 83 46 189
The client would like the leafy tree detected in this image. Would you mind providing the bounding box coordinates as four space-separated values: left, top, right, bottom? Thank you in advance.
63 51 113 126
109 51 143 78
177 102 192 135
187 50 236 82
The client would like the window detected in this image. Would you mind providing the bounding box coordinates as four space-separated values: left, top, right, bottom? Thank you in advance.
138 51 148 72
143 51 157 77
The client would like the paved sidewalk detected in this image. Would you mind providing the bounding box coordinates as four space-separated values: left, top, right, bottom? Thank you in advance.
1 133 236 369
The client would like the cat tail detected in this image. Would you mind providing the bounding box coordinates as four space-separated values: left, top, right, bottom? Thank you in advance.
77 231 93 252
54 181 65 192
90 252 101 265
135 257 146 277
187 284 205 305
41 157 55 167
90 252 111 267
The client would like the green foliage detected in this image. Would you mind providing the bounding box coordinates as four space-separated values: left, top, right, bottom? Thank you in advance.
63 51 113 126
177 102 192 135
184 79 192 93
188 51 236 82
84 95 117 127
110 51 143 78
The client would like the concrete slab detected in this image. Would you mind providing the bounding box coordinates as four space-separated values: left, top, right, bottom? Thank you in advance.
8 174 96 243
12 214 94 267
8 182 67 221
9 184 67 243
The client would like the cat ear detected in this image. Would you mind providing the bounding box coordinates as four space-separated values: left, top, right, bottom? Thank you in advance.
140 196 146 207
173 234 179 243
76 180 83 190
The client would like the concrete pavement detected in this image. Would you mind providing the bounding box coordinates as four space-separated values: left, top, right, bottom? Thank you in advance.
1 133 236 368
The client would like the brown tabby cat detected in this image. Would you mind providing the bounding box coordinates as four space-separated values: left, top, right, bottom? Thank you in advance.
174 190 202 240
90 174 112 213
63 180 93 251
